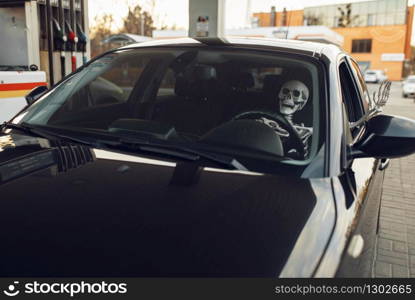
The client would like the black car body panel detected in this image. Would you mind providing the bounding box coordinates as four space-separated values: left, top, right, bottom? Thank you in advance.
0 133 335 276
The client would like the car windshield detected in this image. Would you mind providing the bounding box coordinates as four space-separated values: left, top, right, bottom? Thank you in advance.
15 47 322 170
407 78 415 83
366 71 376 75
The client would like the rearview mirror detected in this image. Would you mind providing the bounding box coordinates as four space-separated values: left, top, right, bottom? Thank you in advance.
351 114 415 159
25 85 48 105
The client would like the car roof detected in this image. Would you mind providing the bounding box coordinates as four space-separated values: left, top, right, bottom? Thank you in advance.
120 37 343 60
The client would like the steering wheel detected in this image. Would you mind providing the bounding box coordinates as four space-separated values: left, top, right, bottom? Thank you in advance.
232 110 305 158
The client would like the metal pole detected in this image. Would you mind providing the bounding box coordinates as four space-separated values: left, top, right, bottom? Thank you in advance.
70 0 75 41
80 0 85 29
246 0 251 28
70 0 77 71
141 13 144 36
71 0 76 49
46 0 54 86
80 0 87 64
59 0 66 79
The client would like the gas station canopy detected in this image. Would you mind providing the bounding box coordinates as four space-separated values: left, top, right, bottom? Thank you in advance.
153 0 343 47
153 26 344 47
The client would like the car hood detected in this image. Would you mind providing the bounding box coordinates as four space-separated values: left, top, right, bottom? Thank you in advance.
0 133 335 277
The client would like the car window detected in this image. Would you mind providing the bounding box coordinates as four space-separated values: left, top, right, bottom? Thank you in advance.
348 59 370 113
157 68 176 97
52 54 148 116
339 61 365 139
19 48 322 166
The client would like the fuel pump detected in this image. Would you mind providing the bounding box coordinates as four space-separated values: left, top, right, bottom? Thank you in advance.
52 17 66 78
0 0 90 122
52 18 66 51
69 0 78 72
57 0 67 79
76 23 87 64
65 20 77 72
0 0 46 122
75 0 87 66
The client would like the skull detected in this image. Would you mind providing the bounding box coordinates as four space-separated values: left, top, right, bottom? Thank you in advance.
278 80 309 116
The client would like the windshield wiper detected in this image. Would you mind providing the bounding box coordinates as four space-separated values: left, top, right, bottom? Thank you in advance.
116 138 247 171
2 122 57 140
137 144 247 171
1 122 118 148
2 123 247 171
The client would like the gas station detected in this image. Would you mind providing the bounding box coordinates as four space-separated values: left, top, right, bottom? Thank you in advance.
0 0 89 122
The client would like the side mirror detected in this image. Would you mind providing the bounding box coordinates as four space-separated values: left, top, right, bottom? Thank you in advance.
25 85 48 105
29 64 39 71
351 114 415 159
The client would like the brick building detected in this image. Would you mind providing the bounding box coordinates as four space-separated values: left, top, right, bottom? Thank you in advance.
253 0 414 80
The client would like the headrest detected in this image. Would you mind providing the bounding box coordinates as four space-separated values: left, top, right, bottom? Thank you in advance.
262 74 281 98
192 65 217 81
175 65 217 98
175 75 219 99
230 72 254 89
263 75 280 90
175 76 189 97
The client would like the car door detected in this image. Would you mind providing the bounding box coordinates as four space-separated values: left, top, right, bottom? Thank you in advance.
335 56 385 276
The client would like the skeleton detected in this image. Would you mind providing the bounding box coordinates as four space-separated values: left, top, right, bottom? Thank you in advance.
259 79 392 159
258 80 313 158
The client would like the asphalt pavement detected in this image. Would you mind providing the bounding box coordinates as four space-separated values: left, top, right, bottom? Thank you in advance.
367 82 415 278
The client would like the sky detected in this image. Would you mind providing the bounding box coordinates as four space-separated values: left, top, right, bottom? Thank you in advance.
88 0 415 30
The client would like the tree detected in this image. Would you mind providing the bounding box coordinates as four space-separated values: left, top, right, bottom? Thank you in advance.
122 4 155 36
90 14 117 57
337 4 359 27
88 3 156 58
304 13 323 26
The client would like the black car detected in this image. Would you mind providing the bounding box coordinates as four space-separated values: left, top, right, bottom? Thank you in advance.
1 37 415 277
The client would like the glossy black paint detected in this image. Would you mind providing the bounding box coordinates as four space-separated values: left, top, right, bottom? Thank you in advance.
0 132 335 277
355 114 415 159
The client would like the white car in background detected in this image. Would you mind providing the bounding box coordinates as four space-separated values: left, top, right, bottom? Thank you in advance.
402 75 415 98
364 70 387 83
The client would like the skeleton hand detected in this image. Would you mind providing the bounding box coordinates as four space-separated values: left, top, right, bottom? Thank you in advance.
294 124 313 158
350 80 391 129
294 124 313 142
257 117 313 159
257 117 289 137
